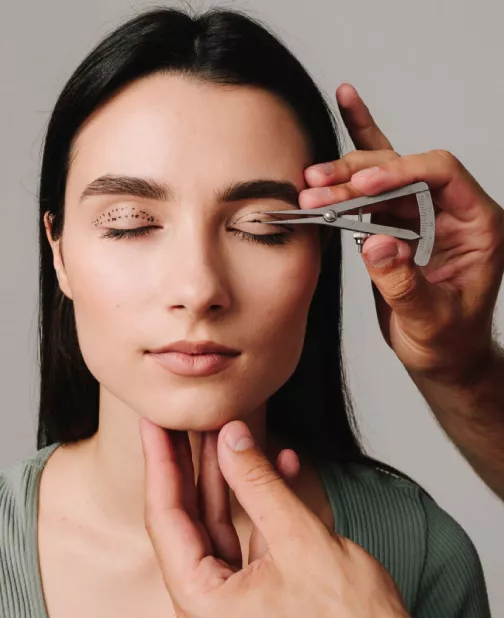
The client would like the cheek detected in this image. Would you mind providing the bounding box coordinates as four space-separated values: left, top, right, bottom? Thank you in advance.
239 235 320 380
62 237 150 376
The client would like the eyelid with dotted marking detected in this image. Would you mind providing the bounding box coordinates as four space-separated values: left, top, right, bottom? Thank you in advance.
231 212 295 231
92 206 160 228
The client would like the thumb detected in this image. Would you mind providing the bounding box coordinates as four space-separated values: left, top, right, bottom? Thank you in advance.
248 448 301 563
362 235 442 329
217 421 315 553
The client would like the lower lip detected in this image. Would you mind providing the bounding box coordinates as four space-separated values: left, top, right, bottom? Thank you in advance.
148 351 239 377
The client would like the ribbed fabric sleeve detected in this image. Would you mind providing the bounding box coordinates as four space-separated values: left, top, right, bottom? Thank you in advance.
0 447 491 617
0 445 59 618
413 491 490 617
318 461 491 617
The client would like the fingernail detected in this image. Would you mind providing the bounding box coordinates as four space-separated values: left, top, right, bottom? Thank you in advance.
308 162 334 176
352 166 382 183
364 242 399 267
225 423 255 452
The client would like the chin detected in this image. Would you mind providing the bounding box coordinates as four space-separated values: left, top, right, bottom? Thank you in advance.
145 411 243 433
97 363 278 432
138 394 263 433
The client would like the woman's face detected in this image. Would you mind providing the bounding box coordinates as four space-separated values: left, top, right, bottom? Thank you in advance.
46 74 321 431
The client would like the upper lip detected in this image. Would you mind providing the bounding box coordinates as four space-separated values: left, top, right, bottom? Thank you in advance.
148 340 240 355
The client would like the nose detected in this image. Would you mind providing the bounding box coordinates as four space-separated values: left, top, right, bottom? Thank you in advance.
165 230 232 320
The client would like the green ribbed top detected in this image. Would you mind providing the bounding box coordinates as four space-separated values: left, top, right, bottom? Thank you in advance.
0 444 491 617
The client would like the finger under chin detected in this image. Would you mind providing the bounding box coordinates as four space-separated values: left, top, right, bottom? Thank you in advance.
140 419 189 519
170 430 199 520
198 432 242 569
139 418 210 588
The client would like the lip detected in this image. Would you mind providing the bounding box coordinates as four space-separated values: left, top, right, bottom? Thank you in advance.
146 340 241 377
148 340 240 356
148 350 238 377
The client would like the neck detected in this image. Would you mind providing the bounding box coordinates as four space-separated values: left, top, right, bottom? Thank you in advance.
72 387 276 535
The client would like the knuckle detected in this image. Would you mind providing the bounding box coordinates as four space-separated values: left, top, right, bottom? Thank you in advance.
487 207 504 236
472 205 504 264
344 148 398 170
242 461 280 489
143 507 155 534
143 509 162 541
327 184 348 201
340 151 361 174
344 149 362 164
290 512 329 546
386 270 418 304
336 535 354 556
417 306 455 344
384 149 400 160
430 148 460 172
144 518 153 538
497 216 504 257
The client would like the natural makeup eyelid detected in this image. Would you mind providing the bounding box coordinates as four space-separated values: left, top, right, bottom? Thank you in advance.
92 205 160 227
93 208 292 231
231 211 294 231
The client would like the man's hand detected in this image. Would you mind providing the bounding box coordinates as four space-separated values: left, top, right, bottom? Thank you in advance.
302 82 504 385
139 417 410 618
302 82 504 499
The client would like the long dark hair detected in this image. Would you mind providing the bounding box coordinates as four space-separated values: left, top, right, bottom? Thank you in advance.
37 5 364 464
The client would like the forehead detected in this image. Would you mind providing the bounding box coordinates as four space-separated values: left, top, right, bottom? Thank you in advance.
68 74 311 194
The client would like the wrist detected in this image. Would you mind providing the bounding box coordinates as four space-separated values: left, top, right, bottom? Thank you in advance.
408 339 502 390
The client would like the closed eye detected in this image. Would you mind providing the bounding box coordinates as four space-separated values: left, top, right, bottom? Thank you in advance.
99 224 292 246
99 226 159 240
229 229 290 246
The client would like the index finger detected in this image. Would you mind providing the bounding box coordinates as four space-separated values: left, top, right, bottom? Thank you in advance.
139 418 212 589
336 83 394 151
351 149 497 222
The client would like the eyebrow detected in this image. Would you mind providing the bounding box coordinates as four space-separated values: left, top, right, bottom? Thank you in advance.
79 175 300 208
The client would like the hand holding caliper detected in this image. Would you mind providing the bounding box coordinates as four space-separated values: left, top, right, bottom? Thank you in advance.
296 83 504 499
263 180 435 266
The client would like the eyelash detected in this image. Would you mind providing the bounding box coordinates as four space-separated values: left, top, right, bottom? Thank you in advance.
100 226 159 240
230 229 289 246
99 226 290 246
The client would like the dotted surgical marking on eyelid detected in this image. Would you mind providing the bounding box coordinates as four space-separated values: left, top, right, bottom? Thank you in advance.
231 212 292 230
232 212 270 225
92 206 158 227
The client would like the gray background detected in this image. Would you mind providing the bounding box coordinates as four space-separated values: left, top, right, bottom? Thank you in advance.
2 0 503 614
